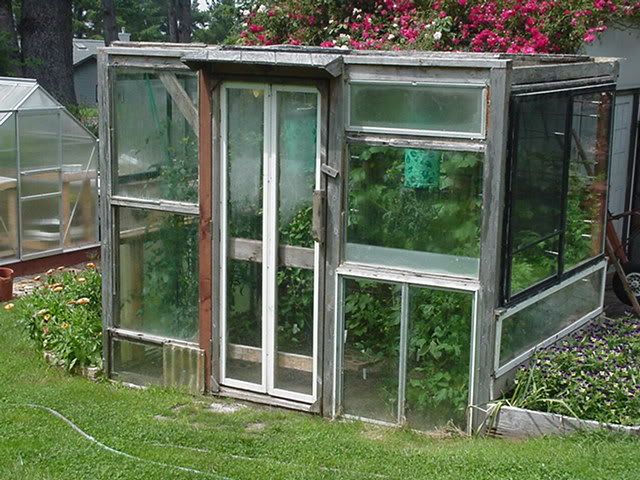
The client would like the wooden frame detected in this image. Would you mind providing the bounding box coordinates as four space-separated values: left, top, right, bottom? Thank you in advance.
98 44 619 431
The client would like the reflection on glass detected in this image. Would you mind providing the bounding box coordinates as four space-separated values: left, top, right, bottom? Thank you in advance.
227 88 264 240
350 83 485 135
508 94 568 295
117 207 199 342
113 70 198 203
405 287 472 430
346 144 483 277
511 236 559 296
564 92 611 271
275 266 314 395
500 269 603 366
343 278 401 423
226 259 263 385
277 90 317 247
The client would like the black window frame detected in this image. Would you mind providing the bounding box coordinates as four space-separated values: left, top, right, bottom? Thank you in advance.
501 84 615 306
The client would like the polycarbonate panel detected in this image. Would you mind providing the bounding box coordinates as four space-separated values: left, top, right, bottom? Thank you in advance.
343 278 401 423
20 87 59 109
0 113 18 260
346 145 483 277
405 287 472 430
18 111 61 171
112 338 164 386
117 207 199 342
350 83 485 136
21 195 61 255
61 114 98 248
113 70 198 203
499 268 604 367
20 171 61 197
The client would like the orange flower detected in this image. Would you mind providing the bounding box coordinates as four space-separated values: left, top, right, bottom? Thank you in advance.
77 277 86 283
52 286 64 292
3 303 14 311
86 262 96 269
75 297 90 305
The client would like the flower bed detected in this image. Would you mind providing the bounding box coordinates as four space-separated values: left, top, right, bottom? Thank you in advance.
3 265 102 372
509 315 640 426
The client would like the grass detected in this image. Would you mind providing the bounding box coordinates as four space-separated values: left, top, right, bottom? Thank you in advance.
2 307 640 480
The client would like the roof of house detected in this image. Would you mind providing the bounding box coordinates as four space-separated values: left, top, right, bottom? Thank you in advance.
73 39 105 66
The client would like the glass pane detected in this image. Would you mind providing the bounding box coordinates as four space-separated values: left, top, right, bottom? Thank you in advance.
226 259 263 385
227 88 264 240
20 171 61 197
113 70 198 203
0 114 18 260
112 338 163 386
346 145 483 277
275 266 314 395
21 195 61 254
277 90 317 248
117 207 199 342
405 287 472 430
18 111 60 171
510 236 559 296
350 83 485 136
500 268 604 366
343 278 401 423
565 92 611 271
508 94 568 294
62 115 98 248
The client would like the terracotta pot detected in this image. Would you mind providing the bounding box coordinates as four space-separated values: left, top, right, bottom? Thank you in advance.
0 267 14 302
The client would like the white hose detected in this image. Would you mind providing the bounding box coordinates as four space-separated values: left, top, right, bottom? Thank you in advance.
4 403 231 479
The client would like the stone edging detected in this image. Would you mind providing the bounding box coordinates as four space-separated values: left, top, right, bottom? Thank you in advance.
43 351 102 381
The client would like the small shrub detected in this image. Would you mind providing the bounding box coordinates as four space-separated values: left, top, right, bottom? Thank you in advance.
510 315 640 426
11 266 102 371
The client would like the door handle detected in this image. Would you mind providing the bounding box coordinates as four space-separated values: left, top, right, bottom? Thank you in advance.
312 189 326 244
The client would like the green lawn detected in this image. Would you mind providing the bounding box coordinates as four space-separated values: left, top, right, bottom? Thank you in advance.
1 307 640 480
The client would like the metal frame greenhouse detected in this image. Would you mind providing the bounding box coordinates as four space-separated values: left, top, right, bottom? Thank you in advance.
97 43 618 431
0 77 99 271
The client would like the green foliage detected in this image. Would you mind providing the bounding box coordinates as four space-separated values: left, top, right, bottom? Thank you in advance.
66 104 99 137
193 0 241 44
10 267 102 371
348 146 483 257
510 316 640 426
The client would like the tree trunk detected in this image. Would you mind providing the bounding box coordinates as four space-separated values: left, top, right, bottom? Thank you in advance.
20 0 76 105
102 0 118 45
168 0 192 43
0 0 20 75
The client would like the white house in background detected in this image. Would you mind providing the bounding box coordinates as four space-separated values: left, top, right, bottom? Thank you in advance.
72 33 131 105
585 26 640 256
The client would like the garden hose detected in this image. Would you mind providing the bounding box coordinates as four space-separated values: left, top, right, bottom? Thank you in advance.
4 403 230 479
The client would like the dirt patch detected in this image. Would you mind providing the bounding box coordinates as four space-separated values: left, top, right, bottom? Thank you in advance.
245 422 267 432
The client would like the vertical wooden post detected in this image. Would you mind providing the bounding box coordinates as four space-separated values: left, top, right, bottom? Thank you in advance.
198 68 213 391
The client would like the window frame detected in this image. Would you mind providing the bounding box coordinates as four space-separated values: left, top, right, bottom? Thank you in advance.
501 84 615 305
346 80 488 139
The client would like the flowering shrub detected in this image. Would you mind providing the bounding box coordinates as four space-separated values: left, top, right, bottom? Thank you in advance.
8 266 102 371
239 0 640 53
510 315 640 425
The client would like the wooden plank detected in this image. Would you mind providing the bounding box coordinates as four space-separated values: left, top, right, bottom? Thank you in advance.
158 72 199 136
229 237 314 269
227 343 313 373
472 64 512 430
511 60 617 85
198 70 214 392
487 405 640 439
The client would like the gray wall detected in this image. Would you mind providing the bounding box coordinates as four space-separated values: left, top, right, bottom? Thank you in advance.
74 59 98 105
584 27 640 90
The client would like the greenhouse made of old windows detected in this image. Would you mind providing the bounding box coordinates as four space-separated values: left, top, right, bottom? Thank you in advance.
0 77 99 268
98 44 617 431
